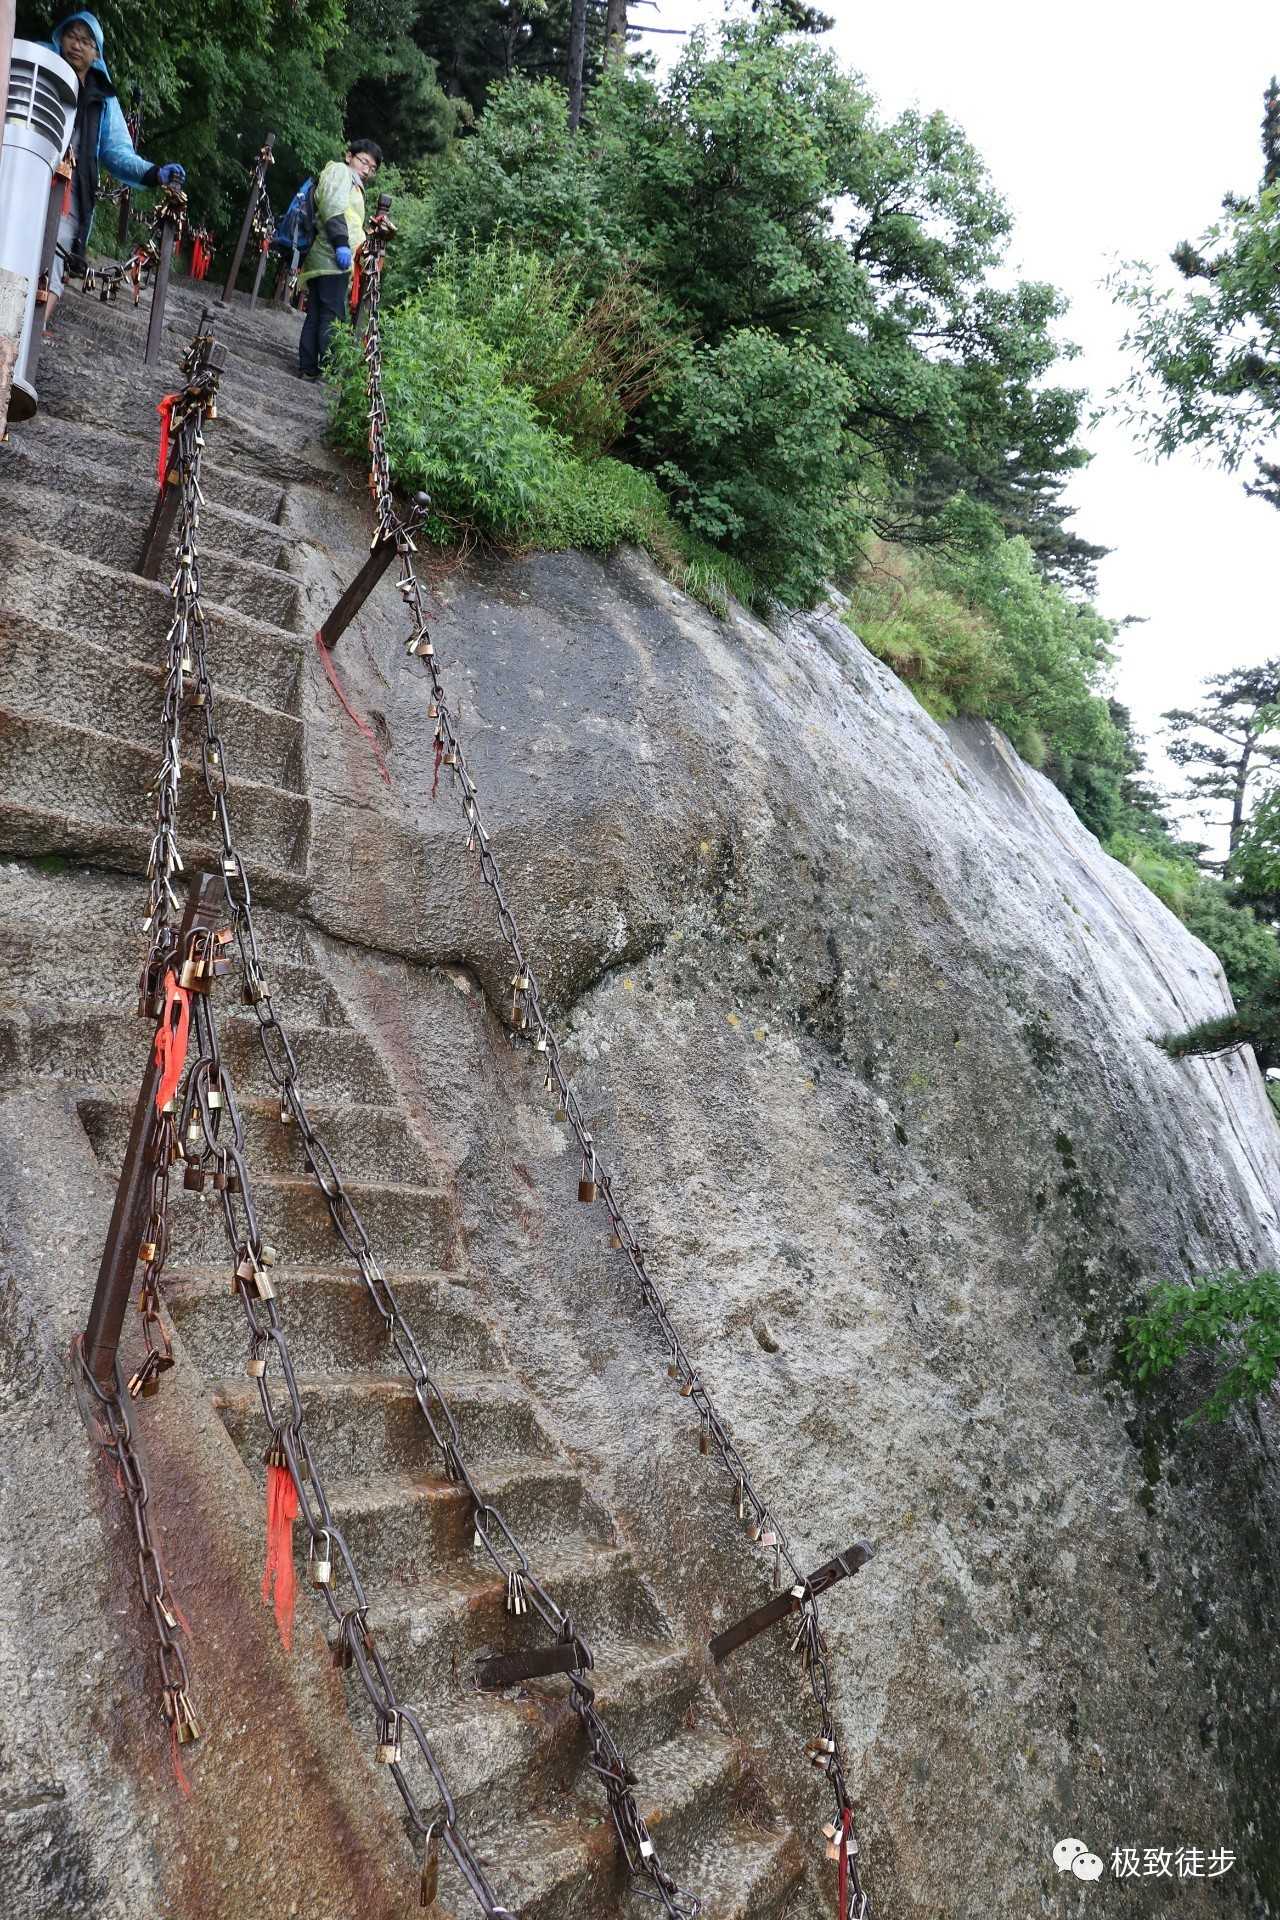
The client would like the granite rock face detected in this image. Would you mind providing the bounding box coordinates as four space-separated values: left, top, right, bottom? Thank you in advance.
0 277 1277 1920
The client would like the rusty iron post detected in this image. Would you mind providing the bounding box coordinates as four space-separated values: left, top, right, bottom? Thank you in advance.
81 872 224 1391
248 232 269 310
316 492 429 649
218 132 273 306
143 186 185 368
709 1540 874 1665
137 335 225 576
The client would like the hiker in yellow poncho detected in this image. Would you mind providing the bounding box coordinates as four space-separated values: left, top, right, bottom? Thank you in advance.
298 139 381 380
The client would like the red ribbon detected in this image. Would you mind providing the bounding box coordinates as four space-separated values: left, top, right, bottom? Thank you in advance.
349 255 363 314
153 968 191 1113
838 1805 852 1918
262 1462 299 1650
313 630 391 785
155 391 181 486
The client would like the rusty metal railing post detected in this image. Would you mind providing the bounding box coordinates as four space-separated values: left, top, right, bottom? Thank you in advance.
137 331 225 576
143 183 186 368
80 872 224 1391
218 132 274 306
316 492 430 648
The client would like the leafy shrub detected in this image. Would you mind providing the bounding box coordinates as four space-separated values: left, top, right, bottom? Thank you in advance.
1124 1271 1280 1423
642 328 864 604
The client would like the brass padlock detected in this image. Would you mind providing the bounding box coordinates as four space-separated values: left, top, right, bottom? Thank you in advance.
375 1712 401 1765
309 1529 333 1587
246 1342 267 1379
137 1238 157 1264
207 1082 223 1110
578 1144 597 1205
679 1370 697 1399
183 1164 206 1192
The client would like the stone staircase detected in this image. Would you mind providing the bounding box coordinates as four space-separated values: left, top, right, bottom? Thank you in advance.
0 276 817 1919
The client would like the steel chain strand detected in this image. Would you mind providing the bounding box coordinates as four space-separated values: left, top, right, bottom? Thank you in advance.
166 251 695 1920
179 988 514 1915
144 318 579 1920
359 212 875 1917
70 326 230 1764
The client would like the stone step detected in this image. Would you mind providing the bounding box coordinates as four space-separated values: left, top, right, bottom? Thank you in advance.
8 411 287 523
0 1005 392 1103
79 1090 434 1182
0 534 303 714
653 1823 806 1920
0 709 309 885
0 861 317 967
433 1729 745 1920
323 1458 614 1575
0 618 305 793
168 1171 450 1267
58 289 330 412
162 1266 498 1377
354 1635 705 1838
21 926 347 1026
0 475 303 632
213 1373 556 1478
0 435 291 572
341 1541 672 1704
35 340 340 488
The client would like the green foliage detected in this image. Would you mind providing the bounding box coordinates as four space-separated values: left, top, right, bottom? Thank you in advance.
323 270 749 614
642 329 863 603
845 529 1124 776
392 15 1091 598
1124 1270 1280 1423
1112 78 1280 505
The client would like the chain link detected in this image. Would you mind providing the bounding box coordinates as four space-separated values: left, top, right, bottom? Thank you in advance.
357 209 874 1918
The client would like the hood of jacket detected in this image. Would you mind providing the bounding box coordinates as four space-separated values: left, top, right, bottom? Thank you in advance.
49 11 114 87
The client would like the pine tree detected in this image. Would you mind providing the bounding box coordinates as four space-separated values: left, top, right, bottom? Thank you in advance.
1162 661 1280 859
1263 75 1280 188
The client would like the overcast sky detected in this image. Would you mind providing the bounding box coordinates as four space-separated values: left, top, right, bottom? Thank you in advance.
649 0 1280 823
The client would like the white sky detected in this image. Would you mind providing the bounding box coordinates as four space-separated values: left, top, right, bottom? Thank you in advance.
647 0 1280 824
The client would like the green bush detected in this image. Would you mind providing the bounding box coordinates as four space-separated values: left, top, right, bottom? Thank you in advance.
642 328 863 604
1124 1271 1280 1423
324 286 753 613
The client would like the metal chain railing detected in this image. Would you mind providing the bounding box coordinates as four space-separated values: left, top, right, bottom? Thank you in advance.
137 285 700 1916
355 206 875 1919
123 314 524 1915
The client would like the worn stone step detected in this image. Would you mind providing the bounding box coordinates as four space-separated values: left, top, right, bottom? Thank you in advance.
0 619 304 793
0 1005 392 1103
358 1635 705 1839
0 435 290 571
0 535 303 713
36 339 340 488
213 1373 555 1478
651 1822 806 1920
8 409 287 523
162 1266 497 1377
167 1173 449 1268
0 860 317 966
80 1091 433 1182
342 1541 672 1705
428 1730 744 1920
57 289 330 413
324 1459 614 1576
24 927 347 1025
0 710 309 885
0 475 303 630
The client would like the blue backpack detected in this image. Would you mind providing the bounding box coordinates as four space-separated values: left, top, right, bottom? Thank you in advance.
273 177 315 256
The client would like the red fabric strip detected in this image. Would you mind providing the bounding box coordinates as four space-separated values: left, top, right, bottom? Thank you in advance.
153 969 191 1113
313 630 391 786
261 1462 299 1650
155 392 180 486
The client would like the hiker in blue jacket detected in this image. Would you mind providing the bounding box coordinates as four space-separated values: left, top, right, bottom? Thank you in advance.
42 11 185 332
